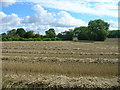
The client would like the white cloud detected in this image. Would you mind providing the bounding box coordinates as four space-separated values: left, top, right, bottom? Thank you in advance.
1 1 118 33
23 24 73 35
1 4 86 33
1 0 118 17
0 12 21 30
108 20 118 30
0 12 7 19
83 0 118 3
0 12 21 26
109 20 118 28
22 5 55 25
22 5 87 33
31 0 110 3
54 27 73 34
31 0 118 17
0 0 16 6
54 11 87 27
23 24 51 34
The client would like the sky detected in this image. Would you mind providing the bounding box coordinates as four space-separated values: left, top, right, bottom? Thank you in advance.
0 0 119 35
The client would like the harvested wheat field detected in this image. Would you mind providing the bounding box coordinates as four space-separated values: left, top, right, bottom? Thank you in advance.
2 38 120 89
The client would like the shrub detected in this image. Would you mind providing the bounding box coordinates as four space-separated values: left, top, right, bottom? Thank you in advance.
36 38 42 41
51 38 56 41
43 38 51 41
12 38 20 41
7 38 12 41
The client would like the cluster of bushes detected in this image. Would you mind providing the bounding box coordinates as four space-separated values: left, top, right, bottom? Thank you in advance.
1 28 58 41
57 19 110 41
107 30 120 38
1 19 119 41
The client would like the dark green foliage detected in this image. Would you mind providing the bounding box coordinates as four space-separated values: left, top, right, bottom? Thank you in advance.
51 38 56 41
45 28 56 38
88 19 109 41
24 31 34 38
16 28 26 37
7 29 17 36
57 33 63 39
74 26 89 40
1 19 116 41
33 34 41 38
43 38 51 41
62 30 74 40
58 29 74 40
107 30 120 38
19 38 42 41
1 33 6 36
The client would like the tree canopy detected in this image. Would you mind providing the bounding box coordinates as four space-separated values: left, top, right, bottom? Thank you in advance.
45 28 56 38
1 19 117 41
88 19 110 41
24 31 34 38
107 30 120 38
74 26 89 40
16 28 26 37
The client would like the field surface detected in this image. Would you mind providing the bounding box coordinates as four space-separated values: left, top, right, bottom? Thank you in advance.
2 38 119 89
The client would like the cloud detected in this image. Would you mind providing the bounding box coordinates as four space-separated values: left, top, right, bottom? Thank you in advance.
23 24 74 35
1 0 118 17
108 20 118 30
0 12 21 26
22 5 87 33
1 2 118 34
0 12 21 30
1 4 87 33
31 0 114 3
80 0 118 3
22 5 55 25
0 0 16 6
22 5 86 27
32 0 118 17
54 11 87 27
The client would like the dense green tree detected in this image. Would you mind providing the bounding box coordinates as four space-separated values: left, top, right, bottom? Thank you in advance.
24 31 34 38
11 35 20 41
33 33 41 38
1 19 114 41
43 38 51 41
1 33 6 36
74 26 89 40
16 28 26 37
88 19 109 41
60 29 74 40
1 33 7 41
7 29 17 36
57 33 63 39
107 30 120 38
45 28 56 38
2 29 18 41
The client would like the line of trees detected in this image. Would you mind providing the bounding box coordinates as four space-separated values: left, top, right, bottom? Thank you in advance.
107 30 120 38
1 19 119 41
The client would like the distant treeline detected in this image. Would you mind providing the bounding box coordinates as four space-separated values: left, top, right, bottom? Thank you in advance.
1 19 120 41
107 30 120 38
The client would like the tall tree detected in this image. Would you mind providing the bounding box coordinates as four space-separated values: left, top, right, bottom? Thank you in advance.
61 29 74 40
33 33 41 38
88 19 109 41
16 28 26 37
24 31 34 38
74 26 89 40
7 29 17 36
57 33 63 39
107 30 120 38
45 28 56 38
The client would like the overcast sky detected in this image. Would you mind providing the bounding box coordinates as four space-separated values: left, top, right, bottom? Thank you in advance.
0 0 119 34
